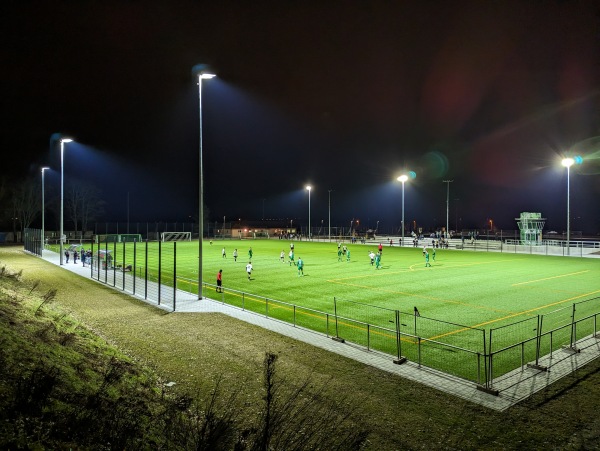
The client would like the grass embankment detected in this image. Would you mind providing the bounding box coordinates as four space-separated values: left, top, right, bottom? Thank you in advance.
2 245 600 450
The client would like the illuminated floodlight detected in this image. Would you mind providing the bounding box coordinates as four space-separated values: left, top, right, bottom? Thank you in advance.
305 185 312 239
59 137 74 265
397 175 409 246
561 157 574 168
192 63 216 300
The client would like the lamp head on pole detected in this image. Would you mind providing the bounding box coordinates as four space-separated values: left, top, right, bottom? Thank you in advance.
192 64 216 80
306 185 312 192
397 174 408 183
41 166 50 173
60 138 73 144
561 157 574 168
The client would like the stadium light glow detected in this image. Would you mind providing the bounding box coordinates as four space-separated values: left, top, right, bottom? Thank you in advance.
306 185 312 239
397 175 409 246
41 167 50 255
561 157 575 255
193 64 216 299
59 137 73 265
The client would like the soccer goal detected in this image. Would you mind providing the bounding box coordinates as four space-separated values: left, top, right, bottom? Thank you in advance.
95 233 143 243
161 231 192 242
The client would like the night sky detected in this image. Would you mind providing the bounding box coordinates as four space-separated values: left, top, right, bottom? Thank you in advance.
2 1 600 234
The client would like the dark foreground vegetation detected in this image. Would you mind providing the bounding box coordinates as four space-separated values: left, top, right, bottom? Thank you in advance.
1 246 600 450
0 261 366 450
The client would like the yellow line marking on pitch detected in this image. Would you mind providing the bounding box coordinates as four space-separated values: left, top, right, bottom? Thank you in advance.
511 270 590 286
428 289 600 342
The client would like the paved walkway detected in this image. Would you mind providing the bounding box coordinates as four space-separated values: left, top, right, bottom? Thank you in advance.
40 249 600 412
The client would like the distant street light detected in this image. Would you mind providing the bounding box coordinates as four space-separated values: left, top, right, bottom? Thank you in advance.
561 157 575 255
192 64 216 299
305 185 312 240
397 175 408 247
59 137 73 265
41 167 49 254
328 189 332 241
443 180 453 238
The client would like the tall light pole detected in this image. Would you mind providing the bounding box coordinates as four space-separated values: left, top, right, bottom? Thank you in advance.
443 180 453 238
561 157 574 256
328 189 332 241
59 138 73 265
305 185 312 240
193 64 216 300
41 167 49 254
397 175 408 246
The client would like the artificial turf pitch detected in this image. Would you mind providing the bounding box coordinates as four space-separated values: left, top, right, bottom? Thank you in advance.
82 239 600 380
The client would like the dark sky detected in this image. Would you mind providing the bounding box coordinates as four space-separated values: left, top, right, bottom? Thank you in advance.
2 0 600 234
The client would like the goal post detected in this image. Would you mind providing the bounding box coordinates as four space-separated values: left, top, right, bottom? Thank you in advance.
161 231 192 242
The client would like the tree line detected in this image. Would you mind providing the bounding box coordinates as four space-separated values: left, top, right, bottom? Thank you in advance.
0 176 105 241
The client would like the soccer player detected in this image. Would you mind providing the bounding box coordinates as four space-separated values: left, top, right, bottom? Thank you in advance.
289 249 295 266
369 251 375 265
337 247 343 262
248 247 253 260
422 245 427 256
216 269 223 292
233 249 238 262
375 251 381 269
425 250 431 267
346 249 351 262
222 247 226 258
297 257 304 276
432 247 436 262
280 250 285 263
246 262 253 280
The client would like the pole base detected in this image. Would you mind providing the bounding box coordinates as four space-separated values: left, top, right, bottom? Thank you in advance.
526 363 548 372
477 385 499 396
561 345 580 354
393 357 407 365
331 336 345 343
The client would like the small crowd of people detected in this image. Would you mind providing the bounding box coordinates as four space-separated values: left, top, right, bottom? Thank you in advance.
64 248 93 266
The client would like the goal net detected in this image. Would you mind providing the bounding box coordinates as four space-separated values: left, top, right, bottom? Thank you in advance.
161 231 192 242
95 233 143 243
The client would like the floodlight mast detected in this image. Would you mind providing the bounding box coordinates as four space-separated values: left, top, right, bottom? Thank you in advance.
561 157 574 256
59 138 73 265
41 167 50 255
443 180 453 239
193 64 216 300
397 175 408 246
306 185 312 240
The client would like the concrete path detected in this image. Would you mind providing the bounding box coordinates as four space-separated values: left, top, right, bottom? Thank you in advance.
40 249 600 411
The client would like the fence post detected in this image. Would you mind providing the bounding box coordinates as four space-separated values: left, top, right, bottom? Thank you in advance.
173 241 177 312
332 297 344 343
367 324 370 351
133 240 137 295
158 239 162 306
122 240 126 290
393 310 406 364
527 314 548 372
144 240 148 300
112 240 117 287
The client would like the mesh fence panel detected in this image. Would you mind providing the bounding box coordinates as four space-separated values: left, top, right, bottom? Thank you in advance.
399 311 485 353
489 316 539 352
